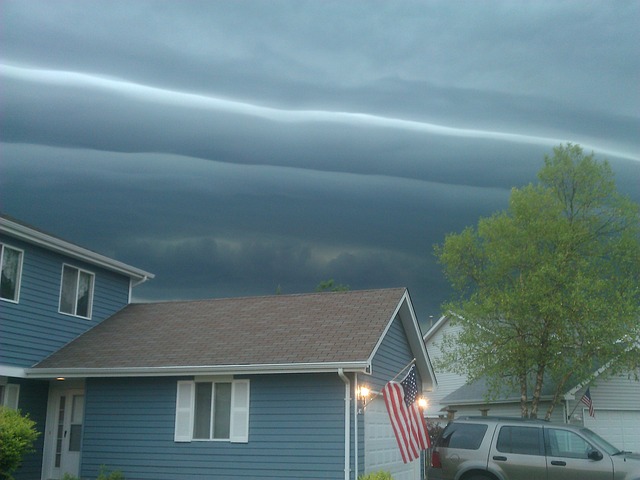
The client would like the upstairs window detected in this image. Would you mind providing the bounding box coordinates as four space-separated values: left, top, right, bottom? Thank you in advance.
1 244 23 302
59 265 94 318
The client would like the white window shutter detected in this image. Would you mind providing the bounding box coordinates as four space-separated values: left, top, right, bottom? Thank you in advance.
229 380 250 443
174 381 194 442
4 384 20 410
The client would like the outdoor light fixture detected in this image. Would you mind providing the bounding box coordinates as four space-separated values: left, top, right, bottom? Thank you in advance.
418 397 428 409
358 386 371 413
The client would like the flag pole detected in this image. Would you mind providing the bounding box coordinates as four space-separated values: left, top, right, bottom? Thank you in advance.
390 358 416 383
366 358 417 404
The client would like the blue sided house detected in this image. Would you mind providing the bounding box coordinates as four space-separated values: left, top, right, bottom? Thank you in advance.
1 214 436 480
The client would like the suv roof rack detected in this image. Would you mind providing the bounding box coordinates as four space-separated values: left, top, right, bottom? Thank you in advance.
456 415 550 423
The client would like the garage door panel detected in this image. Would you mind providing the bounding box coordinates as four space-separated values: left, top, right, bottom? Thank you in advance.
364 397 421 480
583 410 640 453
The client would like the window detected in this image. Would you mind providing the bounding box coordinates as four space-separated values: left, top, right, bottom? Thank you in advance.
1 244 23 302
175 379 250 443
497 426 544 455
0 383 20 409
59 265 94 318
545 428 592 459
437 422 488 450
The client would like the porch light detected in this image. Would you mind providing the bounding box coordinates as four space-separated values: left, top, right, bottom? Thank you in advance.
56 377 65 381
358 386 371 412
418 397 428 409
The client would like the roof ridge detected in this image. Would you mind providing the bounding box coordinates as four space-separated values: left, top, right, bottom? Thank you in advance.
132 287 407 306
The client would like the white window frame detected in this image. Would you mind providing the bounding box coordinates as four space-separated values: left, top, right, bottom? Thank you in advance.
59 264 95 319
0 243 24 303
0 381 20 410
174 379 250 443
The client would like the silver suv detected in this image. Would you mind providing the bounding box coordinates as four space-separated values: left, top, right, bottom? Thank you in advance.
427 416 640 480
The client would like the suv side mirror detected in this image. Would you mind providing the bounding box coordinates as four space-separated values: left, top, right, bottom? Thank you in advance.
587 449 603 461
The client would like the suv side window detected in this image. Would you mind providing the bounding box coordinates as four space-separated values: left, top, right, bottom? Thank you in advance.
496 426 544 455
437 423 488 450
545 428 591 459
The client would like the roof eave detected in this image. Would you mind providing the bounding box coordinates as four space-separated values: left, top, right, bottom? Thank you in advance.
25 361 371 379
0 216 154 282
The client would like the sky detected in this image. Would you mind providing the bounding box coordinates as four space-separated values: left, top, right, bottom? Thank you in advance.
1 1 639 327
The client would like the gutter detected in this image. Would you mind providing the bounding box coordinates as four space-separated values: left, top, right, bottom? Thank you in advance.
25 361 371 379
338 368 350 480
0 216 154 282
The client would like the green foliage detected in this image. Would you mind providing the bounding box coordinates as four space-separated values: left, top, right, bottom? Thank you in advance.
97 466 125 480
435 144 640 419
315 278 350 292
358 471 394 480
0 407 40 480
61 465 125 480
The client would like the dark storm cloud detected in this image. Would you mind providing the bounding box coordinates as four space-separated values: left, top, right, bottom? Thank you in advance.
1 1 638 323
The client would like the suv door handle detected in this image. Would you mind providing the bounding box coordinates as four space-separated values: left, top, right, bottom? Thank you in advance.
550 460 566 466
493 456 507 461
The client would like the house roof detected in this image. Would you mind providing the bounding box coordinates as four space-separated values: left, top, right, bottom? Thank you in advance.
29 288 426 378
440 376 559 406
0 213 154 283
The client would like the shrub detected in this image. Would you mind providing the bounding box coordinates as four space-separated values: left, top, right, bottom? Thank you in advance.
62 465 125 480
0 406 41 480
358 471 393 480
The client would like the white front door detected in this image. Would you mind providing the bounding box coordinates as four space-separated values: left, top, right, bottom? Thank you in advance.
43 385 85 480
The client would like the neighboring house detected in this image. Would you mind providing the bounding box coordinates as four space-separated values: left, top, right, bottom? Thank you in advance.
422 314 467 420
0 214 154 479
426 314 640 453
2 215 437 480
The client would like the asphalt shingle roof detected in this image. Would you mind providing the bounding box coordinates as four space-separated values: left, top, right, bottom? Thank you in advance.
34 288 407 370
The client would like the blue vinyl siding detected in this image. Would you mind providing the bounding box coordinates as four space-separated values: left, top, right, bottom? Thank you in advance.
0 234 131 367
81 374 349 479
369 314 416 391
10 378 49 480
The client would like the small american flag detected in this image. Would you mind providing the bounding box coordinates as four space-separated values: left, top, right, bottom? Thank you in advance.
382 365 430 463
580 387 595 417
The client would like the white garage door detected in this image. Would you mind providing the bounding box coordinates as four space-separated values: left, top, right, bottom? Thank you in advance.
583 410 640 453
364 397 421 480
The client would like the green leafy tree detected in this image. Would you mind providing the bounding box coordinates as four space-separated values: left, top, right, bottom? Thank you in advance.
315 279 350 292
0 407 40 480
435 144 640 419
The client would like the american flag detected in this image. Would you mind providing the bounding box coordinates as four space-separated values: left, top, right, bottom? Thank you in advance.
382 365 430 463
580 387 595 417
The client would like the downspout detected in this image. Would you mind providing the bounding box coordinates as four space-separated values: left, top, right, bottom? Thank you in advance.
353 374 358 480
338 368 350 480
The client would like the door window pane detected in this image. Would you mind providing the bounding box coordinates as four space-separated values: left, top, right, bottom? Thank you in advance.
55 396 66 468
497 426 543 455
547 429 591 459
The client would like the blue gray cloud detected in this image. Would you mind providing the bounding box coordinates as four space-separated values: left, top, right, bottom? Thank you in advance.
1 0 638 323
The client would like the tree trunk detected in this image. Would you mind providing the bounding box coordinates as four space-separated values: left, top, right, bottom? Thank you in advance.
545 372 573 420
530 364 546 419
520 373 529 418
